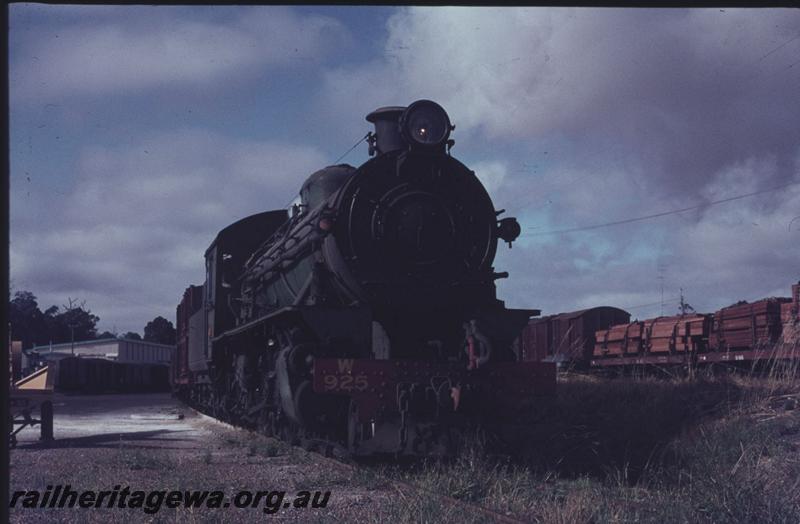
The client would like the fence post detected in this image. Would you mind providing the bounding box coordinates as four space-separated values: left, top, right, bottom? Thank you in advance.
40 401 53 441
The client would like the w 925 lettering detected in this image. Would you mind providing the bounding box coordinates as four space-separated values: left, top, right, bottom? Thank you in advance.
172 100 556 456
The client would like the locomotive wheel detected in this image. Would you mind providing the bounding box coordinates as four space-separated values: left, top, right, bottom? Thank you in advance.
346 401 362 453
262 412 277 437
279 420 300 446
292 380 315 427
287 327 313 346
288 343 314 377
255 374 275 434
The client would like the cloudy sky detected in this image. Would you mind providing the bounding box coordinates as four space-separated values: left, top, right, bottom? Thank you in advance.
9 5 800 335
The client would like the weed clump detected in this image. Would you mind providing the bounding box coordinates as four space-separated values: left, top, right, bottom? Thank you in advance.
384 361 800 523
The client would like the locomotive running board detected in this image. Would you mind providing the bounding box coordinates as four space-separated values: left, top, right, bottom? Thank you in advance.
213 306 371 352
212 306 301 342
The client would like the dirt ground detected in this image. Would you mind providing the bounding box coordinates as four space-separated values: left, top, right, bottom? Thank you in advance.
8 393 401 523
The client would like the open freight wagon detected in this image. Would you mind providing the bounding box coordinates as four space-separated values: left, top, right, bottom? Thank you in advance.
591 282 799 367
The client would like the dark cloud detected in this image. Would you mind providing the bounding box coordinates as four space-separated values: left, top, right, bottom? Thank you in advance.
10 6 351 101
11 129 328 332
359 8 800 196
496 177 800 317
10 6 800 332
323 7 800 315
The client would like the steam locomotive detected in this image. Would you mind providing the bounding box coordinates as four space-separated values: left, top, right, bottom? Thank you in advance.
173 100 555 456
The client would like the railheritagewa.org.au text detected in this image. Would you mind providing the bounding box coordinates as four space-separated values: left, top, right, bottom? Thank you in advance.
10 485 331 514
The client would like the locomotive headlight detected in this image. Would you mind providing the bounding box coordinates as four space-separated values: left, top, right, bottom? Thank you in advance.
400 100 452 148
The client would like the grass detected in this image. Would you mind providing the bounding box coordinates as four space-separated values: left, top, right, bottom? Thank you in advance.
379 347 800 523
117 447 176 471
246 439 280 458
213 427 292 459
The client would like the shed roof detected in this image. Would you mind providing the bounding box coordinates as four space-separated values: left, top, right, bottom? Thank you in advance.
29 337 175 354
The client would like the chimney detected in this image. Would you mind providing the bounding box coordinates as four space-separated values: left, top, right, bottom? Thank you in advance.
366 106 406 155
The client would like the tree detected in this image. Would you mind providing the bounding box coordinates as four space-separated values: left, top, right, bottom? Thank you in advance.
8 291 47 349
122 332 142 340
48 298 100 344
96 331 118 340
42 305 60 343
8 292 100 348
143 316 176 345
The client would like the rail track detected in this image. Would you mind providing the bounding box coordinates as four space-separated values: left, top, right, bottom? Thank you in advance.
187 401 525 523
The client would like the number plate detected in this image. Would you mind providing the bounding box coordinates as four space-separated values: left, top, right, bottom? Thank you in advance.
317 359 369 393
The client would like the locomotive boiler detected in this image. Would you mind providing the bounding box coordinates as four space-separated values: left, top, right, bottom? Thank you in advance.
174 100 555 456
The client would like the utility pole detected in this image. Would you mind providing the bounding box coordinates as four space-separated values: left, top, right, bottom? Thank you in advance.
8 322 11 387
63 297 83 356
69 323 76 355
657 264 666 316
679 288 686 316
678 287 695 316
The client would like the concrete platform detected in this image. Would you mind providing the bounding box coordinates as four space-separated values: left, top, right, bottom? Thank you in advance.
11 393 206 450
8 393 396 523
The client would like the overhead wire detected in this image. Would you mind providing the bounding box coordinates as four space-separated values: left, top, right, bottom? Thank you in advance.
621 297 681 311
333 133 370 165
523 180 800 237
280 133 370 210
756 31 800 63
